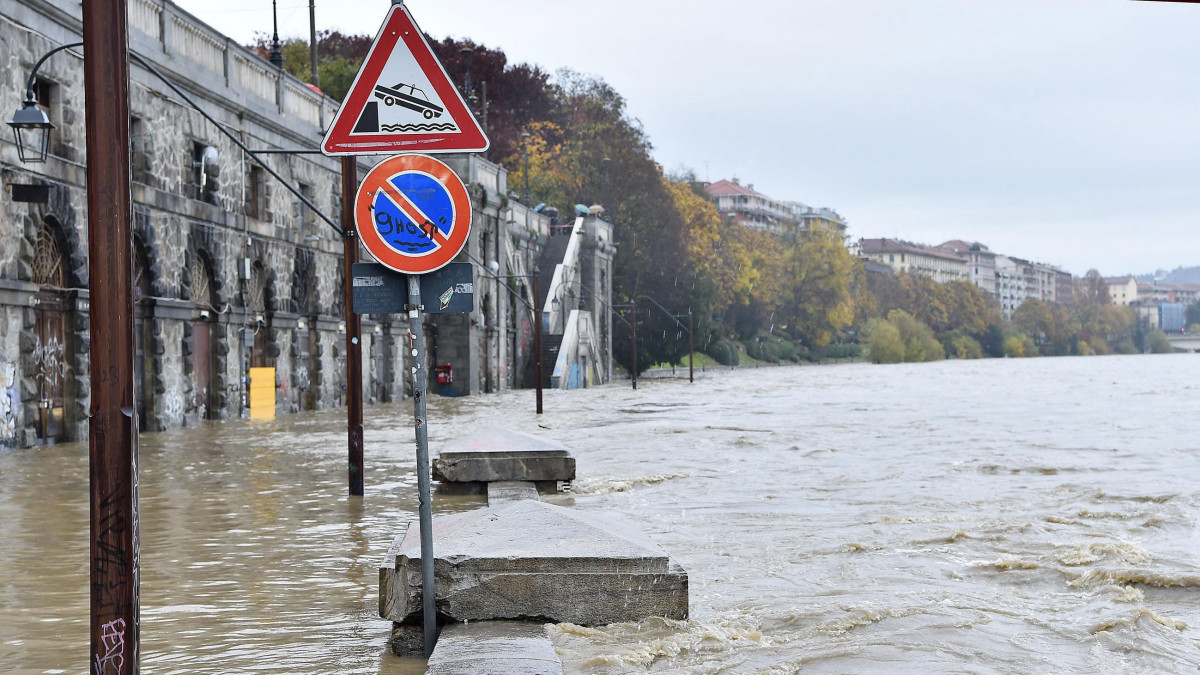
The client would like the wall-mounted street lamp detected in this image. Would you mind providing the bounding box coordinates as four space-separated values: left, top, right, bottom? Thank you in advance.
6 100 53 163
6 41 81 164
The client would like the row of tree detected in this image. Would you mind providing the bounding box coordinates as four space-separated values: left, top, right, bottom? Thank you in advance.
865 270 1185 362
256 31 1188 375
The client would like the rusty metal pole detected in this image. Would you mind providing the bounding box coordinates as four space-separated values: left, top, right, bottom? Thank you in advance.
406 276 437 656
688 310 694 384
631 302 638 390
342 157 364 496
532 267 543 414
84 0 140 672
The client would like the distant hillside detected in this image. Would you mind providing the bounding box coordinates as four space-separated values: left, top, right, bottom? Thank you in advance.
1135 265 1200 284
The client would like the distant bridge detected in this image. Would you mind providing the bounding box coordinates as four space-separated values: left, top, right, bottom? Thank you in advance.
1167 335 1200 352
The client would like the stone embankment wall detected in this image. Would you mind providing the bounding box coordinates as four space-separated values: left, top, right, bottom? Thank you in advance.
0 0 579 449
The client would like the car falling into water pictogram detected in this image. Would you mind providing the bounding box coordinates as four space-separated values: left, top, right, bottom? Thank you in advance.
373 82 444 119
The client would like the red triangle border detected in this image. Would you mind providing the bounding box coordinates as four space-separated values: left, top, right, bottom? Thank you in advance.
321 5 489 156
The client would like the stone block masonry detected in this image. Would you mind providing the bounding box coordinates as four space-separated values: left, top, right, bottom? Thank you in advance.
433 428 576 484
426 622 563 675
383 429 689 663
0 0 591 448
380 499 689 656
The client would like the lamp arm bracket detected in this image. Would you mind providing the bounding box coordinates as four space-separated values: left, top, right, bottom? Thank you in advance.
25 41 83 102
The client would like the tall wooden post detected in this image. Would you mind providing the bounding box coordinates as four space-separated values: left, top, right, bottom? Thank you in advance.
83 0 140 672
342 157 364 496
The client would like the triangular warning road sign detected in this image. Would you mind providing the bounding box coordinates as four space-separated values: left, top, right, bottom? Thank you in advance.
321 4 489 156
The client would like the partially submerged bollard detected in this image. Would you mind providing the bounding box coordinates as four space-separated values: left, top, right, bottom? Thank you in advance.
433 428 575 495
426 622 563 675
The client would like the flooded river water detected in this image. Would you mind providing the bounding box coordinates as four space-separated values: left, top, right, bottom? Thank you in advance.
2 355 1198 673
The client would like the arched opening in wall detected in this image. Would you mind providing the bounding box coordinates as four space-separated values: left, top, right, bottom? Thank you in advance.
247 261 269 368
292 251 317 410
189 251 219 419
511 282 526 390
133 238 154 432
482 292 493 393
30 217 71 444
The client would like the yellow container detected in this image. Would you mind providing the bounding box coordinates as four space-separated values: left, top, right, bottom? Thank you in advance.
249 367 276 419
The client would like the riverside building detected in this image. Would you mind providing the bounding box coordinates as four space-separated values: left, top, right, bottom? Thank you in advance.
0 0 613 448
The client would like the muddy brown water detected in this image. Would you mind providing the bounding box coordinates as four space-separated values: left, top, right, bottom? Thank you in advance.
1 355 1198 673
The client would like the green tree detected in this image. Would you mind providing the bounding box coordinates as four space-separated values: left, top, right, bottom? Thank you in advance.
946 332 983 359
1186 301 1200 328
866 318 904 364
1012 299 1057 354
1003 335 1026 358
888 310 944 362
1146 330 1173 354
249 31 373 102
780 221 856 348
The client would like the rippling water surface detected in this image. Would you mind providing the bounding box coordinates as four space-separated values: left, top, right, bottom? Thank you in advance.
2 355 1198 673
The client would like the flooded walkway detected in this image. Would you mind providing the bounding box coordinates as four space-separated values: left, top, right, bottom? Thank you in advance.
2 355 1199 673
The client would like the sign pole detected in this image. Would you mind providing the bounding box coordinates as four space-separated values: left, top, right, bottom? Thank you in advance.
343 157 364 497
406 275 438 656
688 310 694 384
533 267 543 414
83 0 140 672
631 302 638 390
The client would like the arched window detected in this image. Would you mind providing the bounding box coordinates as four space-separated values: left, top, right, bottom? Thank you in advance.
32 219 66 288
247 261 266 314
190 251 216 309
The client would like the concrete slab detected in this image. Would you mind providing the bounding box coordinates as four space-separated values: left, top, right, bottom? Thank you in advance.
425 622 563 675
487 481 541 505
379 500 688 627
433 429 575 483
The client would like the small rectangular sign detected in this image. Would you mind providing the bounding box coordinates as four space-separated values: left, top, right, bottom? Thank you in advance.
10 184 50 204
352 262 407 314
421 262 474 315
352 262 474 315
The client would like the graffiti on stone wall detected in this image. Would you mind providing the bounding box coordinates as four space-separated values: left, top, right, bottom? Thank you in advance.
0 362 18 446
32 333 67 384
191 391 208 421
160 392 185 423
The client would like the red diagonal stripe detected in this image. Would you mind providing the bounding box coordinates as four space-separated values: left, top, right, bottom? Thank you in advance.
375 186 450 248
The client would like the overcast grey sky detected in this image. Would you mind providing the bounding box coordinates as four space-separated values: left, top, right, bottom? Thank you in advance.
174 0 1200 276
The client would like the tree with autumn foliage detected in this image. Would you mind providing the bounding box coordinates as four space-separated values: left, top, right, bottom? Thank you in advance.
249 31 372 102
779 222 857 347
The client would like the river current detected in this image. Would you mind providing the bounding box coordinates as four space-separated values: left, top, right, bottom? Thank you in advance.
1 355 1198 673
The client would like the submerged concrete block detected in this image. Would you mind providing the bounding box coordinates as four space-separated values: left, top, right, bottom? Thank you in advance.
487 481 541 505
426 622 563 675
433 429 575 483
379 500 688 626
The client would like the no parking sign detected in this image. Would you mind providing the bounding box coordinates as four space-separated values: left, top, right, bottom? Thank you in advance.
354 154 471 274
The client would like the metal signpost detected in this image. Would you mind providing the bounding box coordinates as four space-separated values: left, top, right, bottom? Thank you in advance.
321 1 489 655
351 155 474 657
